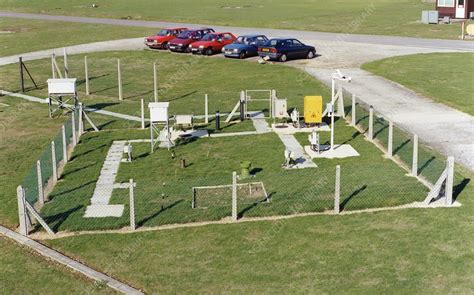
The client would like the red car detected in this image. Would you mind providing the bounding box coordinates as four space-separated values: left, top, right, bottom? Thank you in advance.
168 28 215 53
145 27 188 49
189 32 237 55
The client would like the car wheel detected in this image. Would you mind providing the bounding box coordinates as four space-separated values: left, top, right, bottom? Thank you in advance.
307 50 315 59
239 51 246 59
185 47 191 53
162 42 169 50
206 48 213 56
279 54 287 62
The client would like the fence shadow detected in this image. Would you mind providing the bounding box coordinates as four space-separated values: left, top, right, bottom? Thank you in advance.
340 185 367 211
137 199 183 227
393 139 410 156
453 178 470 201
41 205 83 232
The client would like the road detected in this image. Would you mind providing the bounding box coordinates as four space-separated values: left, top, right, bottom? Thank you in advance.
1 11 473 171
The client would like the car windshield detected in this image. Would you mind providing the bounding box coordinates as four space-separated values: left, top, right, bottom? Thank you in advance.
235 36 249 44
157 29 170 36
266 39 281 47
201 34 217 41
177 31 194 39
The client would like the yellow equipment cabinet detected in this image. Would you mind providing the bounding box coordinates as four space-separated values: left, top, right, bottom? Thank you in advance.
304 96 323 124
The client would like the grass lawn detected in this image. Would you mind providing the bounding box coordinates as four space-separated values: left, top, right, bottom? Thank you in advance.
0 0 471 39
0 18 151 57
0 50 331 116
0 234 114 294
44 167 473 293
362 52 474 116
38 116 427 232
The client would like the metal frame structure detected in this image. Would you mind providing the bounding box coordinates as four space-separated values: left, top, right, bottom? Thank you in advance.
149 102 172 153
47 78 78 118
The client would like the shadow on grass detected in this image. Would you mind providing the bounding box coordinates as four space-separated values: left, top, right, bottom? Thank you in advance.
49 180 96 200
61 162 98 178
237 194 273 219
417 156 436 175
70 143 107 160
86 102 120 110
137 199 183 227
93 82 131 95
169 90 198 101
453 178 470 201
40 205 83 232
393 139 411 156
76 74 110 86
340 185 367 211
125 90 153 100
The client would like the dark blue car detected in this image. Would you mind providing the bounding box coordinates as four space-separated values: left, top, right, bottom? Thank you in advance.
222 34 269 59
258 38 316 62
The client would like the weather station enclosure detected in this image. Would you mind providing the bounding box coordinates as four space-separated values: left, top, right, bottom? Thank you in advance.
47 78 78 117
149 102 171 152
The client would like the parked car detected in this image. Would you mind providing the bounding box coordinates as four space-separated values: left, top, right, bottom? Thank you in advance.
144 27 188 49
222 34 269 59
168 28 215 53
189 32 237 55
258 38 316 62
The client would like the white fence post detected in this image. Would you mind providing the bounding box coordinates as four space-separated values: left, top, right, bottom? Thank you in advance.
129 179 136 230
16 186 28 236
232 171 237 221
84 56 90 95
368 105 374 140
204 94 209 124
153 62 158 102
51 141 58 181
71 112 76 146
351 94 356 126
62 125 68 164
51 55 56 79
334 165 340 214
141 99 145 129
36 160 44 206
118 59 123 101
445 157 454 205
387 121 393 157
412 135 418 176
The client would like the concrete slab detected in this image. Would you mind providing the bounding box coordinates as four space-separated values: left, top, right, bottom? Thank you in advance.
84 205 125 218
272 123 330 134
278 134 317 169
250 112 272 134
304 144 360 159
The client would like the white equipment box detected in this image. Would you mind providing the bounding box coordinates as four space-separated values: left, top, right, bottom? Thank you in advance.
47 78 77 95
175 115 193 125
149 102 170 123
273 98 288 118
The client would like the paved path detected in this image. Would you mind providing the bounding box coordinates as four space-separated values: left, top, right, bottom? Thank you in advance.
84 141 126 218
249 112 272 133
0 225 143 295
307 68 474 171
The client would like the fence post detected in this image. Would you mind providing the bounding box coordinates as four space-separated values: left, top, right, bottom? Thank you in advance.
445 156 454 205
412 135 418 176
387 121 393 157
232 171 237 221
62 125 68 164
51 55 56 79
351 94 356 126
16 186 28 236
19 57 25 92
204 94 209 124
51 141 58 181
36 160 44 206
78 103 84 136
129 179 136 230
368 105 374 140
71 112 77 146
84 56 90 95
334 165 340 214
461 21 465 40
141 99 145 129
153 62 158 102
63 48 68 78
117 59 123 101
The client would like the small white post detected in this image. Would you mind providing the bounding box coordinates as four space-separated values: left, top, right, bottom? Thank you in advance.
117 59 123 101
140 99 145 129
51 141 58 181
63 48 68 78
153 62 158 102
351 94 356 126
445 157 454 205
461 22 465 40
368 105 374 140
36 160 44 206
84 56 90 95
204 94 209 124
71 112 76 145
16 186 28 236
129 179 136 230
232 171 237 221
78 103 84 136
387 121 393 157
61 125 68 164
51 55 56 79
412 135 418 176
334 165 340 214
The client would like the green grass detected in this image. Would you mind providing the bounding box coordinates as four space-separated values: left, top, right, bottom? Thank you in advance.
39 116 427 232
362 53 474 115
0 18 152 57
0 0 471 39
0 50 331 116
44 167 473 293
0 236 114 294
